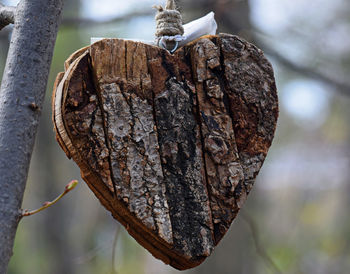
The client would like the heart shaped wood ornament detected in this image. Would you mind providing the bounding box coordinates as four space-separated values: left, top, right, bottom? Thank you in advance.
52 34 278 270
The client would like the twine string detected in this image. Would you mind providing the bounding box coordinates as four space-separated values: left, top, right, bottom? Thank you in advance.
154 0 185 52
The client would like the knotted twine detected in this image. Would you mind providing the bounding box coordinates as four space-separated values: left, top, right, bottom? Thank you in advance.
154 0 185 52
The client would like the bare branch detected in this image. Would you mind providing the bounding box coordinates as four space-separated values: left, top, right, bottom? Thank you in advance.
21 180 78 217
61 10 153 28
257 40 350 96
0 3 15 31
111 227 120 274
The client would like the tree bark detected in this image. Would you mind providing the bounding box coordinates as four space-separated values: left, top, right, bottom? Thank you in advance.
0 0 63 272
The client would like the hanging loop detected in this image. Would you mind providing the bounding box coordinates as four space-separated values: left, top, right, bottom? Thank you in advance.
154 0 185 53
159 38 179 53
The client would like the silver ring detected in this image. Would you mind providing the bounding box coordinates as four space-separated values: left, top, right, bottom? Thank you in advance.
159 38 179 53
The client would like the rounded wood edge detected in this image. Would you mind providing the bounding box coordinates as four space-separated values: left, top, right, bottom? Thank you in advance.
64 45 90 70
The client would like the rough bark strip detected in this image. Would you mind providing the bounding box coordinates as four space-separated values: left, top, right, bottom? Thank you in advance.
89 39 173 244
145 44 214 261
190 38 245 244
154 77 214 260
53 34 278 270
218 34 278 194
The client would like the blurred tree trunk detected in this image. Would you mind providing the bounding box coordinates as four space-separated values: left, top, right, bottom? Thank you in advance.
62 0 81 18
0 0 63 272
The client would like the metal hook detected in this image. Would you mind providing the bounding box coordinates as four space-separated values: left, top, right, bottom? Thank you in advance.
159 37 179 53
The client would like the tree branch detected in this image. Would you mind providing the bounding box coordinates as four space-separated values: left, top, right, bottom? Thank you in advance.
61 10 152 28
111 227 120 274
257 40 350 96
21 180 78 217
0 0 64 272
0 3 15 30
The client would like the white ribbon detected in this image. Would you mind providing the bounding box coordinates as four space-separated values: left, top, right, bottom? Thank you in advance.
180 12 217 46
91 12 218 48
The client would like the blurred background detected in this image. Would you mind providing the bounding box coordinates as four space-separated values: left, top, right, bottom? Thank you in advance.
1 0 350 273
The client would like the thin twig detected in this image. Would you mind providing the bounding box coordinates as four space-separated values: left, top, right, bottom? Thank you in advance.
0 3 15 31
73 227 120 266
257 39 350 96
21 180 78 217
111 226 120 274
73 244 107 265
240 210 283 274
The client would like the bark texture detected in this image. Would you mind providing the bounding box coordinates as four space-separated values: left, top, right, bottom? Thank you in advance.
0 0 63 272
53 34 278 270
